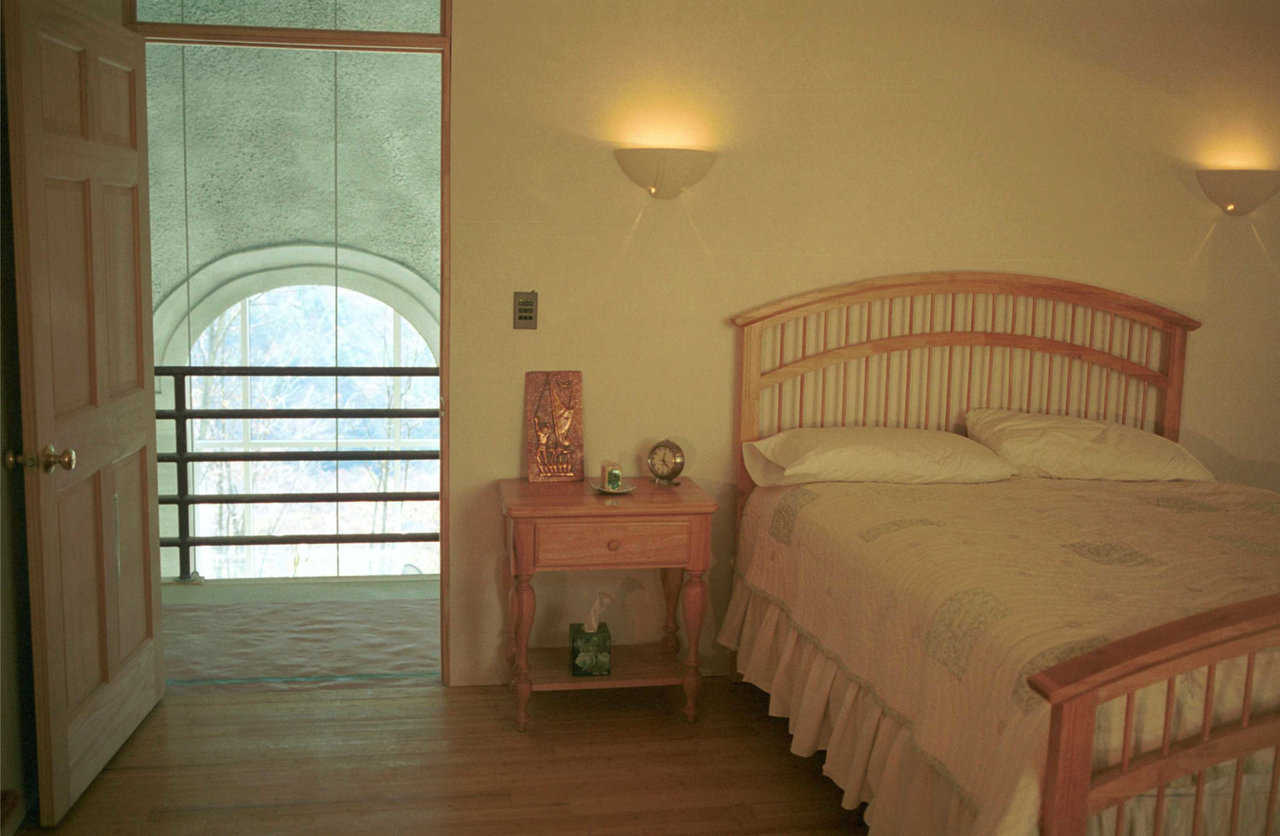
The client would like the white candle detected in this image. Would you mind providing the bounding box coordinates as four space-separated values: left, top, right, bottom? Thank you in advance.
600 460 623 492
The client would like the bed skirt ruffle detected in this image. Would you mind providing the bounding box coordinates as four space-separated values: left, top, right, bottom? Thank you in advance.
717 574 981 835
718 574 1278 836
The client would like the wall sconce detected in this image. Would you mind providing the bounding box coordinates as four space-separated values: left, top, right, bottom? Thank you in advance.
614 148 717 199
1195 169 1280 216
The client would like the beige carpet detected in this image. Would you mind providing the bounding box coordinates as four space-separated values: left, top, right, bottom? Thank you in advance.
162 598 440 691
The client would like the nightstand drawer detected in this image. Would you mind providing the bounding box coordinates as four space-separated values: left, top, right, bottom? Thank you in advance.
535 520 690 569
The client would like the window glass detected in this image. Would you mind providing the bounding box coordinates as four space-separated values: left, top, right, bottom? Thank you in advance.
136 0 442 34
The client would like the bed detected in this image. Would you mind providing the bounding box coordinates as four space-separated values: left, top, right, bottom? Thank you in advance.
716 272 1280 835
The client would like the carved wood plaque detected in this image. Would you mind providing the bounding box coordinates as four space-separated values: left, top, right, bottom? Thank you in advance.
524 370 584 482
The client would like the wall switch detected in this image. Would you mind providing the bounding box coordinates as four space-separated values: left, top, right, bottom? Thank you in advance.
513 291 538 329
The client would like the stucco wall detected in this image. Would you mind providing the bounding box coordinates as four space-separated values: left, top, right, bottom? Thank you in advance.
447 1 1280 685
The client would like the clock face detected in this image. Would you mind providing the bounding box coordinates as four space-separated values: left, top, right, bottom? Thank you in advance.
647 440 685 482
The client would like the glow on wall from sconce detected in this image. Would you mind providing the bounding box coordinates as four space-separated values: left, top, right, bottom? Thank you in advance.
1194 134 1277 170
604 92 719 150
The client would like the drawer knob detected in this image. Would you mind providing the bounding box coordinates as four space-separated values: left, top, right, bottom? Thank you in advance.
606 539 622 551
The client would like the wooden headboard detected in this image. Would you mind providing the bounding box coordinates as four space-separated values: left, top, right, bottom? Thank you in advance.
733 272 1201 498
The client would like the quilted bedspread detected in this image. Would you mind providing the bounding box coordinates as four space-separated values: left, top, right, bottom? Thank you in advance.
727 478 1280 835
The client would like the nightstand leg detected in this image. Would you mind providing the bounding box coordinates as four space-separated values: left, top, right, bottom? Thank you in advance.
660 568 682 654
514 573 535 732
681 570 706 722
505 577 517 677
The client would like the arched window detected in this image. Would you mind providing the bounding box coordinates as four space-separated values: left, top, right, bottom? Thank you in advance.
153 244 441 367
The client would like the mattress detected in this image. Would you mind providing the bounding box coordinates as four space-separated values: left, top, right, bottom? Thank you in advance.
717 478 1280 836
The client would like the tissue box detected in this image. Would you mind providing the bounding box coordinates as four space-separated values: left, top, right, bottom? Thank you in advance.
569 622 611 676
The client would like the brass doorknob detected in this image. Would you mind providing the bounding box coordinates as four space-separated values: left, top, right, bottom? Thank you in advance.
40 445 76 473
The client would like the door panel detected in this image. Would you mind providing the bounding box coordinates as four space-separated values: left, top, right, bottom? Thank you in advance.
96 60 137 148
44 177 95 415
110 449 152 661
102 184 144 396
38 35 88 139
55 475 106 711
5 0 162 825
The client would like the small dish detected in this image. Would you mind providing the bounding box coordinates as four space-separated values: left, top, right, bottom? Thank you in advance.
589 481 636 495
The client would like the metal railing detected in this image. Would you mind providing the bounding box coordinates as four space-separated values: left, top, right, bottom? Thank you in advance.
155 365 441 581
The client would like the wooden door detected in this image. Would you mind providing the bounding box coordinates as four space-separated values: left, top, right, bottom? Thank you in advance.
3 0 162 825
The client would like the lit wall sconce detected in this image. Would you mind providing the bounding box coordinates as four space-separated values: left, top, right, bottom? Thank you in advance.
1195 169 1280 216
614 148 717 198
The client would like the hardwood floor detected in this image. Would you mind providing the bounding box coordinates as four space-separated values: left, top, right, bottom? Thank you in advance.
32 678 866 834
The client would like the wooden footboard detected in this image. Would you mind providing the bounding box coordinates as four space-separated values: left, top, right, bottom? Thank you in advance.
1031 593 1280 836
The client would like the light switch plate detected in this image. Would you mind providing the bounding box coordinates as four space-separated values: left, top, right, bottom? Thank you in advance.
513 291 538 329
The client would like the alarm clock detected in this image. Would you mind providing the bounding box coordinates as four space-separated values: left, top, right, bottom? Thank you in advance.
646 439 685 485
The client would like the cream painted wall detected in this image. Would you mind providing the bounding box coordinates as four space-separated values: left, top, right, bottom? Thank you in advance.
449 1 1280 685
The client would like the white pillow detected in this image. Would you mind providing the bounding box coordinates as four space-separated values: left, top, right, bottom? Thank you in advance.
964 409 1214 481
741 427 1015 487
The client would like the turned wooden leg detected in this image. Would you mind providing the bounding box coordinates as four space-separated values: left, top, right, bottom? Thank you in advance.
505 577 517 677
660 568 683 654
681 570 706 722
514 573 535 732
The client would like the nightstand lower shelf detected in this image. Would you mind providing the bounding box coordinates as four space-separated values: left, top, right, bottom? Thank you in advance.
529 642 684 691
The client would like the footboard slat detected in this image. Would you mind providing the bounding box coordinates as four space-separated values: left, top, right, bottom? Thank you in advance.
1087 712 1280 812
1192 770 1206 836
1228 755 1244 836
1266 748 1279 832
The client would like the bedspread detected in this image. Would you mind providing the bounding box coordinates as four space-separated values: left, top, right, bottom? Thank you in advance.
718 478 1280 835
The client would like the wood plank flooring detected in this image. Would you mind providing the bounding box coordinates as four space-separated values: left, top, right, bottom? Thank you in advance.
31 678 867 834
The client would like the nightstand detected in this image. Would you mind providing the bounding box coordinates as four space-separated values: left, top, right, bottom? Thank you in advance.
497 478 718 731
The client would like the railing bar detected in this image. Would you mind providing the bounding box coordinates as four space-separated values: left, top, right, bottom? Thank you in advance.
158 491 441 505
156 365 440 376
1227 757 1244 836
1114 801 1126 836
159 408 440 419
1121 691 1135 772
1242 651 1256 728
159 450 440 463
161 533 440 547
1202 663 1216 742
1161 676 1176 756
173 374 191 581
